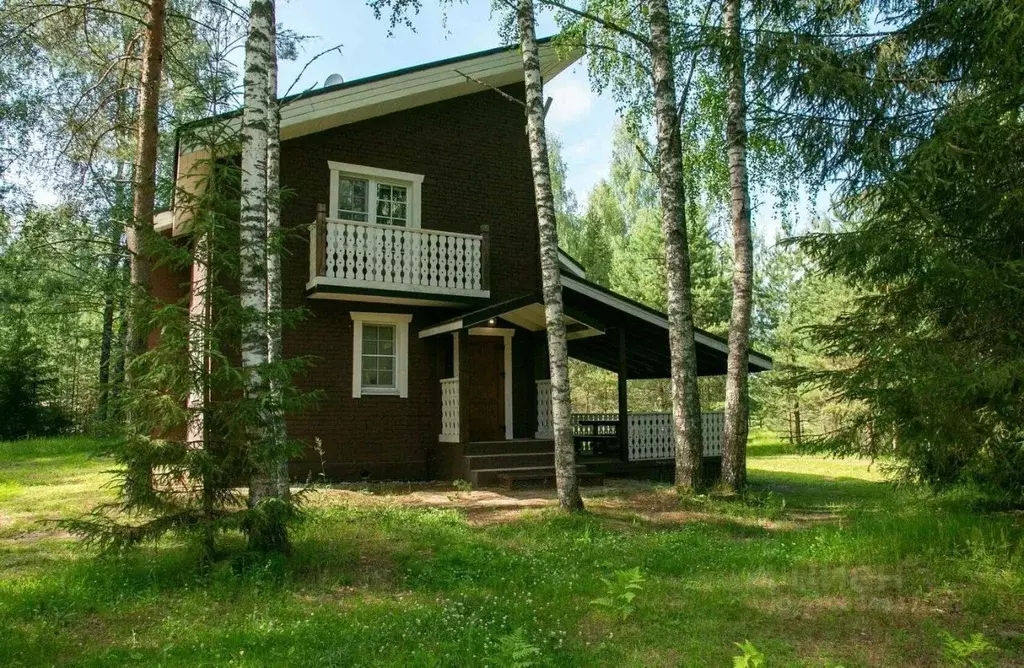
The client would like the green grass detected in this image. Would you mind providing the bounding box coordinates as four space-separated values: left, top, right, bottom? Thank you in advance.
1 435 1022 667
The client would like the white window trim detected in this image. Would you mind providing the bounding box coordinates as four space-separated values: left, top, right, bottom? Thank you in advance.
328 161 424 229
351 312 412 398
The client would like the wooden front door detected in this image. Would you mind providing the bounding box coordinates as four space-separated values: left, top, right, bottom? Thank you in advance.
467 336 505 441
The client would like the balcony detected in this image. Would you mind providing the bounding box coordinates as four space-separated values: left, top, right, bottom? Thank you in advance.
307 214 490 303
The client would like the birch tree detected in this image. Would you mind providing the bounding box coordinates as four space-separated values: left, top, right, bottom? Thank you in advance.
241 0 290 550
644 0 705 491
720 0 753 492
516 0 584 512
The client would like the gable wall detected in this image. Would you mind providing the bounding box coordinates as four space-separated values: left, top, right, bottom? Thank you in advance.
277 84 543 480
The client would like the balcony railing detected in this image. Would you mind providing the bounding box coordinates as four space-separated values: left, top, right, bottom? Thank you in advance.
309 211 490 299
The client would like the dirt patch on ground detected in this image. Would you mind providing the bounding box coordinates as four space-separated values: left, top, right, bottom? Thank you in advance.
310 484 558 525
303 480 853 531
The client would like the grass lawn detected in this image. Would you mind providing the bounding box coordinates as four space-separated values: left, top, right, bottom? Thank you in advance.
0 434 1021 667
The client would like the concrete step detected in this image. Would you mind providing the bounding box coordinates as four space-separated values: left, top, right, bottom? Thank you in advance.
465 452 555 471
465 440 554 456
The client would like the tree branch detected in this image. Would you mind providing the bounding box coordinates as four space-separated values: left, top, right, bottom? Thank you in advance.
453 68 525 108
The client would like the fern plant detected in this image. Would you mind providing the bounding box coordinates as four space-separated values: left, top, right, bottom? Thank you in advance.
486 629 542 668
732 640 766 668
591 567 645 621
941 631 994 667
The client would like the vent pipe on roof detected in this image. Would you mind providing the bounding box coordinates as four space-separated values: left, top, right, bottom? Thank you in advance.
324 73 345 87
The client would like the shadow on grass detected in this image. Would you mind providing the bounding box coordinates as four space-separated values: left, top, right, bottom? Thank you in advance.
747 469 892 512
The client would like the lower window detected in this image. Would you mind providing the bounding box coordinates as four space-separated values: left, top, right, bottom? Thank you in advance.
350 312 412 398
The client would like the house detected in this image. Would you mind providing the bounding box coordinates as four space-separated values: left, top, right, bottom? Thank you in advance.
152 40 773 486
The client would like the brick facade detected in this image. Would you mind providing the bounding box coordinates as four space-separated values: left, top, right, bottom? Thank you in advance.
278 84 543 481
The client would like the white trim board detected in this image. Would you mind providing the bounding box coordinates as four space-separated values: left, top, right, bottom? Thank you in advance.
419 319 463 339
558 250 587 278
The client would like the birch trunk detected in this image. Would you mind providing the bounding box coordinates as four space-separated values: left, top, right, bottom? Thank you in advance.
124 0 166 378
251 2 290 502
240 0 276 518
517 0 583 512
646 0 705 492
721 0 754 492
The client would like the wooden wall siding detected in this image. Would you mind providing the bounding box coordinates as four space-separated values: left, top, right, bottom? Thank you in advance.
316 220 487 297
277 85 542 481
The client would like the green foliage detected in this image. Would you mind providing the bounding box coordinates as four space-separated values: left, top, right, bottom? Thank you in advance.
4 438 1024 665
732 640 766 668
486 628 543 668
590 566 645 620
0 316 69 440
797 60 1024 493
0 207 106 432
63 136 314 559
940 632 995 668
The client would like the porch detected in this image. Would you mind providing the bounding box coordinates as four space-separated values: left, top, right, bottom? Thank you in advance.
423 271 771 485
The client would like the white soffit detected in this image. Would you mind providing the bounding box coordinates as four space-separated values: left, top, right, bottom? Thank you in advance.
181 42 580 153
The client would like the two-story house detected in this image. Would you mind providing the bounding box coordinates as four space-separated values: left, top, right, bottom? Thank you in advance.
152 40 772 487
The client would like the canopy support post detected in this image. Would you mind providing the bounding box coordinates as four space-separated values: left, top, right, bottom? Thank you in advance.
618 327 629 462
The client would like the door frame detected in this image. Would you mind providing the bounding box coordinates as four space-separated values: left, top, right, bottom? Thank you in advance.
468 327 514 439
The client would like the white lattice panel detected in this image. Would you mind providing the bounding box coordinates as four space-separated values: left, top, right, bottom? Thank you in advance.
318 220 486 297
440 378 459 440
701 411 724 457
619 411 726 460
535 380 553 439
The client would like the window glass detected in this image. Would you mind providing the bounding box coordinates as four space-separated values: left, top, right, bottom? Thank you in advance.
361 324 397 389
375 183 408 226
338 176 368 221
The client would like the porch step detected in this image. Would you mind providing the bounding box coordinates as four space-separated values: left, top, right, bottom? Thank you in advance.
465 440 554 456
497 470 605 491
469 465 599 488
465 452 554 471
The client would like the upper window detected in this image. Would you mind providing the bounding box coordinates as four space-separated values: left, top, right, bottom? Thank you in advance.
329 162 423 229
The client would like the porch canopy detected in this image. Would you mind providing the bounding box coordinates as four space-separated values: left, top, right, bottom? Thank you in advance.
418 271 773 378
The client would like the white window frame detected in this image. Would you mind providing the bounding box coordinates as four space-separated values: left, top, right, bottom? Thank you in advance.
351 312 412 398
328 161 424 229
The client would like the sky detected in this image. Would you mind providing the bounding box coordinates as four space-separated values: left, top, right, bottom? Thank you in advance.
275 0 618 203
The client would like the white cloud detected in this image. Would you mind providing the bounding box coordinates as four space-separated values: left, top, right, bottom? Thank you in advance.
544 71 594 129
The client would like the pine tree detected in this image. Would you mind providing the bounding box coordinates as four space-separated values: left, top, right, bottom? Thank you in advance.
125 0 167 384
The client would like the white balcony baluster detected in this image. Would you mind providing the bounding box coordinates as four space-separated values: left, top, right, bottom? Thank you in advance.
311 218 489 299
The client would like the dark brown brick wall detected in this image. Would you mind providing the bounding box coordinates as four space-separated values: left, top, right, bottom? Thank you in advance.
279 84 543 481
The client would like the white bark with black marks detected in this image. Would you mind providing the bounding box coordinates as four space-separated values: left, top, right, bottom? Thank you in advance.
260 5 290 500
646 0 705 491
721 0 754 492
240 0 277 504
517 0 583 512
